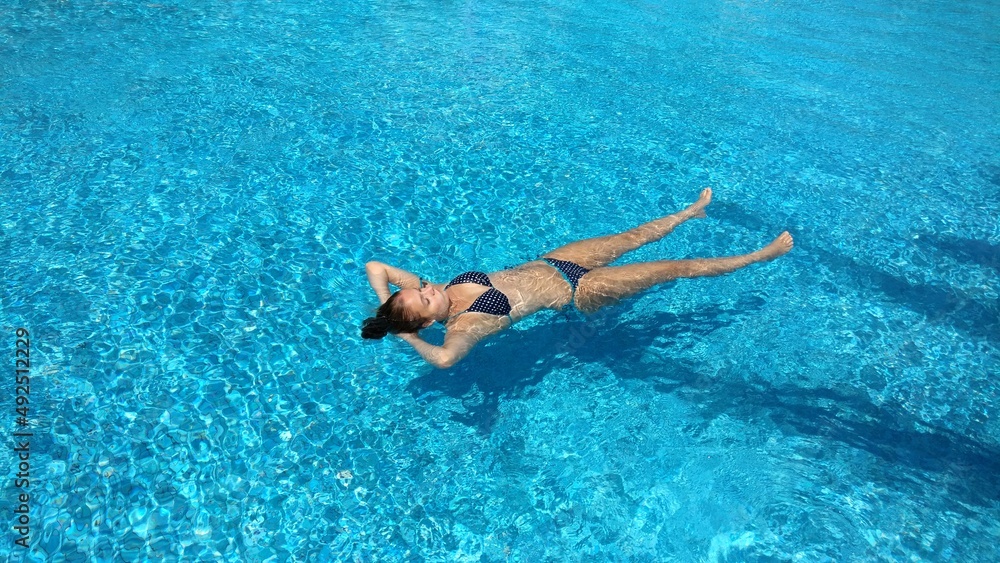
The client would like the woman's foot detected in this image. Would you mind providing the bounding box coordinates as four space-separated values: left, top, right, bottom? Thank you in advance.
757 231 794 261
685 187 712 218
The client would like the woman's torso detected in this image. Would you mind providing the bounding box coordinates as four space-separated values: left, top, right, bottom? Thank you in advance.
442 260 573 327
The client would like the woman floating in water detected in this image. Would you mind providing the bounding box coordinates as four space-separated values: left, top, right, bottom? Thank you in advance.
362 188 793 368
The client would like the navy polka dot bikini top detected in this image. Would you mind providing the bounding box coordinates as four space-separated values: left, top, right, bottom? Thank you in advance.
443 271 513 321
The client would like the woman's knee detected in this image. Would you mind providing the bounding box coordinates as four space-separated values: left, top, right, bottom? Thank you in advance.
575 299 602 315
573 278 610 314
573 293 598 314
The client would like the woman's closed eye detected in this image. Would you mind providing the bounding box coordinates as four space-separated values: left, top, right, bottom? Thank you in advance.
419 280 431 304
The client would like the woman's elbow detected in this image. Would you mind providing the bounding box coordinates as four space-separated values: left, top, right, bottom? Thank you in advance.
434 351 460 369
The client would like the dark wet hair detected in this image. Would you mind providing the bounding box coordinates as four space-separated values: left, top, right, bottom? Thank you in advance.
361 291 426 339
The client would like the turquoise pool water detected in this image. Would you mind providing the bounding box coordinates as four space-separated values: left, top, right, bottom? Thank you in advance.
2 0 998 560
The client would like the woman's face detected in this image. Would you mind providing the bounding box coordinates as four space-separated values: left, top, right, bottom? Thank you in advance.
395 281 449 326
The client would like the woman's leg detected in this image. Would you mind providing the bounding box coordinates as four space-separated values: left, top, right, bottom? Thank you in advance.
541 188 713 269
574 232 794 314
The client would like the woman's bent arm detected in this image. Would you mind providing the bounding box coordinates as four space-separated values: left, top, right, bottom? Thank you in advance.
397 333 454 368
397 330 480 369
366 261 422 304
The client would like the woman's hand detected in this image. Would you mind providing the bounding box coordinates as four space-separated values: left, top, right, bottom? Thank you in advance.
395 328 481 370
394 331 458 369
396 331 421 344
365 261 423 304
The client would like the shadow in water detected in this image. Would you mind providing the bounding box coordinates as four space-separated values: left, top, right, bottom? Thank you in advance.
714 379 1000 507
706 200 772 233
654 361 1000 507
916 233 1000 272
813 247 1000 344
406 290 1000 509
705 199 1000 342
405 293 766 433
